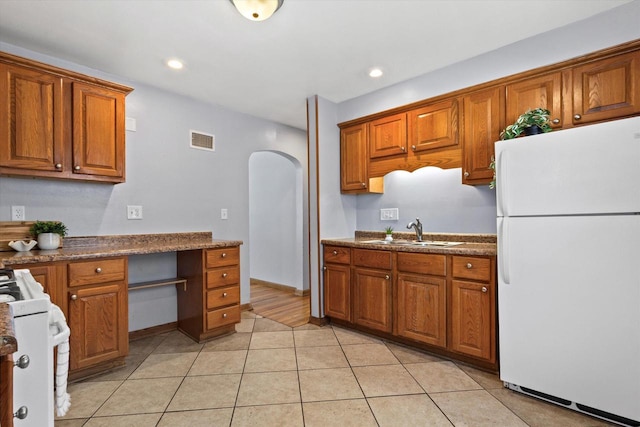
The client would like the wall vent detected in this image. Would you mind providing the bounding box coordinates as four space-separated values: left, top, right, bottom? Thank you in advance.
190 130 215 151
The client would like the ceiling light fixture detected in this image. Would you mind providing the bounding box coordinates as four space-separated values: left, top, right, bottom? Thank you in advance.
230 0 284 22
369 68 383 78
166 59 184 70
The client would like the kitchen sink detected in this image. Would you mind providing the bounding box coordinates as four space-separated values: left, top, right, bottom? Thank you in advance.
360 239 463 247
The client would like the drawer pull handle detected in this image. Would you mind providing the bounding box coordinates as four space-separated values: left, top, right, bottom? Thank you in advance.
222 273 228 278
222 313 227 318
466 263 473 269
482 286 488 293
14 354 30 369
74 165 81 171
333 250 337 255
55 163 62 169
14 406 28 420
222 292 227 297
574 114 582 120
95 267 102 273
70 294 78 301
385 275 390 280
221 253 227 258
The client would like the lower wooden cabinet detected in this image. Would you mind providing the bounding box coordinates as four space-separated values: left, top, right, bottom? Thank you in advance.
177 246 241 342
322 244 497 369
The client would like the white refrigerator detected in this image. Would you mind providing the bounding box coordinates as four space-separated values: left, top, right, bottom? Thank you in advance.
496 116 640 426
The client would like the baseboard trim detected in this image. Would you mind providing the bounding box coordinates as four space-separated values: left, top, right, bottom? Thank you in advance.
251 278 309 296
129 322 177 341
308 316 328 327
241 303 253 311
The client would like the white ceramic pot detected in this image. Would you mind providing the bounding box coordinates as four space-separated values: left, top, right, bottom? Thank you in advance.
385 234 393 241
37 233 61 250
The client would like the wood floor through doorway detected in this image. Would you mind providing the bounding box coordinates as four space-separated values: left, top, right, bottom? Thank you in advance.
250 280 310 327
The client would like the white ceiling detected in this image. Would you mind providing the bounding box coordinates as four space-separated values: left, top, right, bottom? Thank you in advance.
0 0 632 130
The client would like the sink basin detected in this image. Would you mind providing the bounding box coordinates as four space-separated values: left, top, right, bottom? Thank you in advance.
360 239 413 245
360 239 463 247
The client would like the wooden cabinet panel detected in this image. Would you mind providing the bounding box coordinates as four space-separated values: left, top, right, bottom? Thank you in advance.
323 245 351 265
369 112 407 158
323 263 351 321
0 63 63 172
397 252 446 276
206 266 240 289
72 82 126 179
506 73 563 129
352 248 391 269
572 51 640 125
68 282 128 370
450 280 493 361
397 274 446 347
462 86 503 185
353 267 392 333
206 305 241 330
408 98 458 152
68 257 126 287
340 123 370 192
205 246 240 268
452 256 491 282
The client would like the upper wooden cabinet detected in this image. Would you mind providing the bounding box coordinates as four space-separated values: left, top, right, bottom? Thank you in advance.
408 98 458 152
0 52 133 183
572 51 640 125
506 72 563 129
340 123 383 193
462 86 503 185
369 112 407 158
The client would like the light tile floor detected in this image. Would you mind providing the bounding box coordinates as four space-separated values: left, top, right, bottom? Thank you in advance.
55 312 614 426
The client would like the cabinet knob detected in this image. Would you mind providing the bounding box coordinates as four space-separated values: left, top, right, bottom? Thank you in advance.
55 163 62 169
385 275 390 280
361 182 366 187
482 286 488 293
222 292 227 297
95 267 102 273
332 250 338 255
221 252 227 258
14 406 28 420
74 165 81 171
574 114 582 120
411 145 416 151
552 118 560 124
14 354 30 369
222 313 227 318
464 171 470 177
400 146 406 152
323 266 327 271
222 272 228 278
70 294 77 301
466 263 473 269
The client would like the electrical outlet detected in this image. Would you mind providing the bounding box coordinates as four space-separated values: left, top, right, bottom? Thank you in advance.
380 208 399 221
127 205 143 220
221 208 228 220
11 206 25 221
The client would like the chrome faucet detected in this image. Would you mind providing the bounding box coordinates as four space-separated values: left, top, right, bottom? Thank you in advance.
407 218 423 241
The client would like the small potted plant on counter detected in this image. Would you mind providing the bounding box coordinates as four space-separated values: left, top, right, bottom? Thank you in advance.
30 221 68 250
384 226 394 241
500 108 553 140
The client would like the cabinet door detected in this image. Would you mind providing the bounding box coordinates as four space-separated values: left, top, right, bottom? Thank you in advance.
506 72 563 128
340 123 370 192
68 282 128 370
72 81 126 180
369 113 407 158
572 51 640 125
462 86 503 185
450 279 493 361
408 98 458 152
353 267 392 333
397 274 446 348
0 63 64 171
323 263 351 321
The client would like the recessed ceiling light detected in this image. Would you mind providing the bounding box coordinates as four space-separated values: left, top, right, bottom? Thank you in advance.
167 59 184 70
369 68 383 78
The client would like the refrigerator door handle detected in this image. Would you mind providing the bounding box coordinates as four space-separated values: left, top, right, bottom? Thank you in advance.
498 217 511 285
497 150 508 216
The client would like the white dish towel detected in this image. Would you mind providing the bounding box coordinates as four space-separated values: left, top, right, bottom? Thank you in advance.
14 269 72 416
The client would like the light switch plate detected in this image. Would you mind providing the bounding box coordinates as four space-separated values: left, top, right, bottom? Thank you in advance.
380 208 399 221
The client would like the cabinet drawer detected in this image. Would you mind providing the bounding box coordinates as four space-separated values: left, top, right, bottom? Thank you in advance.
324 245 350 264
397 253 446 276
68 257 126 287
205 247 239 269
206 266 240 289
352 248 391 269
206 305 241 330
206 285 240 310
452 256 491 282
